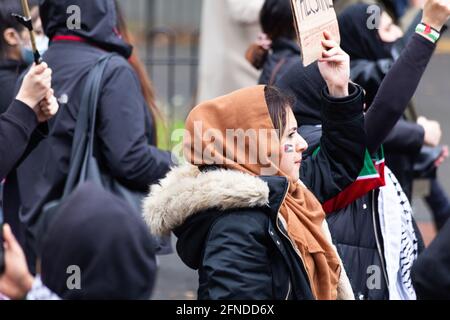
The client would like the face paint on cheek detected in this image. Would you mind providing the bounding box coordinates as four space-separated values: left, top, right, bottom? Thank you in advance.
284 144 295 153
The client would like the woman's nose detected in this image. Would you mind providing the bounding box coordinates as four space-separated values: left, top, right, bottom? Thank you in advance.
296 138 308 153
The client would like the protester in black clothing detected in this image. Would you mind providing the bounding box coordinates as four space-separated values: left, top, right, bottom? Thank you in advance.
0 62 58 177
276 0 450 299
0 0 44 113
0 182 157 300
0 57 27 114
339 3 450 229
1 62 57 239
0 62 58 279
5 0 174 267
0 0 48 247
411 218 450 299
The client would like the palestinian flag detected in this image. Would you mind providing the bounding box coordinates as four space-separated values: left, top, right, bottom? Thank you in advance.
322 147 386 214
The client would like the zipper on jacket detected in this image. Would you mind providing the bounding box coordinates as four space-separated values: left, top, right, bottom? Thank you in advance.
274 183 312 299
285 280 291 300
371 190 390 290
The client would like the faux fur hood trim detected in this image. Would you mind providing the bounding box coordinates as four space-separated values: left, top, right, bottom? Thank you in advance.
142 164 270 236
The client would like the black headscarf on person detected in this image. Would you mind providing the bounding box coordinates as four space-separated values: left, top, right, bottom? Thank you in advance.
275 61 326 126
338 3 392 61
40 182 157 300
39 0 133 58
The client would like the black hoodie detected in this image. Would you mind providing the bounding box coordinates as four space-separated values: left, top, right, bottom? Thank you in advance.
6 0 173 262
40 0 133 58
41 182 156 300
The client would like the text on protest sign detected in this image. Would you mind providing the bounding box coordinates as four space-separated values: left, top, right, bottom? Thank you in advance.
291 0 341 66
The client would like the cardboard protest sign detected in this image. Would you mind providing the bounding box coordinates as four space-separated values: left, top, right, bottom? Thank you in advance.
290 0 340 66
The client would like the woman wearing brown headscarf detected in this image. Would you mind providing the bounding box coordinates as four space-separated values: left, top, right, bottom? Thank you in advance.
143 33 366 300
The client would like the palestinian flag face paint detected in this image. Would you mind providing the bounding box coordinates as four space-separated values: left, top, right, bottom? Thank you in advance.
284 144 295 153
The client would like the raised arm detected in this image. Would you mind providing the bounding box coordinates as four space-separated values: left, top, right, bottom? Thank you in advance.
301 32 366 202
365 0 450 154
0 63 58 178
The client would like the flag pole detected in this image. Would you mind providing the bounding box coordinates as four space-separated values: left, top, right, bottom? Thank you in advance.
12 0 42 64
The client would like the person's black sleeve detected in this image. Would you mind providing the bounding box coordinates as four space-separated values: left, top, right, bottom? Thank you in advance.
365 33 436 154
97 61 174 190
8 68 49 172
301 83 366 203
384 118 424 154
0 100 39 178
16 123 48 165
201 212 273 299
350 58 393 106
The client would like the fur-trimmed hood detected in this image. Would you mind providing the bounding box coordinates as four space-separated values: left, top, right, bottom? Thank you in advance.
142 164 354 300
142 164 270 237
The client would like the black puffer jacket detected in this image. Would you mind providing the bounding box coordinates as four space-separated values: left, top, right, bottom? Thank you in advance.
143 85 365 299
300 125 389 300
277 33 435 299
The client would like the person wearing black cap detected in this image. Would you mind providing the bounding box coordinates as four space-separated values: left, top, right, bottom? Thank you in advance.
0 182 157 300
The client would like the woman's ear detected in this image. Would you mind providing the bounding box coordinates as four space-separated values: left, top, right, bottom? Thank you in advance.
3 28 20 46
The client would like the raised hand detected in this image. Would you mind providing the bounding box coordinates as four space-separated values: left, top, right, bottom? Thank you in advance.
36 89 59 123
318 31 350 98
418 116 442 147
0 224 34 300
16 63 52 109
422 0 450 31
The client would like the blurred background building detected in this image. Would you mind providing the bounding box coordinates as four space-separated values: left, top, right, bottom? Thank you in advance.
122 0 202 34
120 1 202 141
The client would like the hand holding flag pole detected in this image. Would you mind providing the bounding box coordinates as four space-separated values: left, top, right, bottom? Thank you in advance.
11 0 42 64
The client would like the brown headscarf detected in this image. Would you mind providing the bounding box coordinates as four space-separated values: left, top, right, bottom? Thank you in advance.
184 86 341 299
